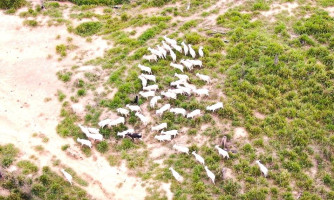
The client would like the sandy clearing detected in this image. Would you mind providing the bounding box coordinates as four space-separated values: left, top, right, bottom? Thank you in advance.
0 10 147 200
261 2 298 18
324 7 334 17
234 127 248 140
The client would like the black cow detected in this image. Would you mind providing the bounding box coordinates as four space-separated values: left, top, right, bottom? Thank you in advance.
133 95 139 104
125 133 142 141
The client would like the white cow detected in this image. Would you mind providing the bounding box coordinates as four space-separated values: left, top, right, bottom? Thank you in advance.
170 63 184 72
162 41 171 52
87 127 100 135
192 151 205 165
256 160 268 177
173 144 189 154
169 49 177 62
138 75 147 88
170 79 187 87
135 112 148 125
187 109 201 118
140 74 156 82
156 104 171 115
204 166 215 184
193 88 209 96
143 54 158 62
77 138 92 148
206 102 223 112
188 44 196 58
181 41 189 56
154 134 172 142
148 47 163 59
177 85 192 96
174 73 189 81
196 73 210 83
157 45 167 58
169 167 183 182
163 35 177 46
117 108 129 116
143 84 159 91
61 169 72 185
180 59 193 71
98 119 112 128
187 59 202 68
198 46 204 57
126 104 141 112
168 89 184 95
161 91 177 99
139 91 155 99
117 129 134 138
138 64 152 74
215 145 229 159
161 130 178 137
150 96 161 108
87 133 103 141
78 124 90 136
170 108 187 117
171 43 182 53
108 117 125 127
151 123 167 131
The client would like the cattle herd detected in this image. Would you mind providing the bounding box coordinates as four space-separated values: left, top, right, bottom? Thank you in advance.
61 36 268 186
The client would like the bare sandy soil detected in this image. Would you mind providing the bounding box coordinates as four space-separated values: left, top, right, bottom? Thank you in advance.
0 9 147 200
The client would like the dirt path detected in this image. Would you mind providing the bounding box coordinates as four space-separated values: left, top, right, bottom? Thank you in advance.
0 10 147 200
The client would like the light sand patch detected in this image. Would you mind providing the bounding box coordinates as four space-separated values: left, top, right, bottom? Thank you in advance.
0 9 147 200
254 111 266 120
161 182 173 200
234 127 248 140
0 188 10 197
324 7 334 17
261 2 298 19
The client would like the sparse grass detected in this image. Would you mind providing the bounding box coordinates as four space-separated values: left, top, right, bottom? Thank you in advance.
23 19 38 27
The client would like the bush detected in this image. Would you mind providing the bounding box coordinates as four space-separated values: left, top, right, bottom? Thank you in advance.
17 160 38 174
23 20 38 27
75 22 102 37
56 44 67 57
0 0 26 9
96 141 109 153
57 71 72 82
185 32 202 44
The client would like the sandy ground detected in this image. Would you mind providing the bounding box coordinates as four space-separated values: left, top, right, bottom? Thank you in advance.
0 9 147 200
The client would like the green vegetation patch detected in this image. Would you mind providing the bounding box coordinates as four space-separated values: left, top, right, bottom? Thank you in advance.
75 21 102 37
17 160 38 174
0 0 26 9
0 144 19 168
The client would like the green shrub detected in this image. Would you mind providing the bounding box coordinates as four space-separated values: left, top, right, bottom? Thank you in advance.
23 20 38 27
56 44 67 57
75 22 102 37
57 71 72 82
149 0 171 7
77 89 86 96
0 144 19 168
96 141 109 153
17 160 38 174
185 32 202 44
252 0 270 11
0 0 26 9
